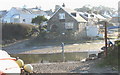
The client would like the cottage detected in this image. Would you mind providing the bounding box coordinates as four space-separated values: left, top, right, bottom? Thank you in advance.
79 12 106 26
2 7 48 24
47 6 87 40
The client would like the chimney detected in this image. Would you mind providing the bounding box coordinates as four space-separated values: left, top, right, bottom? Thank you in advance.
55 5 61 11
62 3 65 7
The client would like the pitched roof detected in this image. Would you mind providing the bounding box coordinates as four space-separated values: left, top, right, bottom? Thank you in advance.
45 10 53 16
0 10 8 18
102 11 112 18
63 8 87 22
63 8 76 13
13 7 31 14
92 13 106 19
50 7 87 22
13 7 47 15
79 12 106 20
79 12 88 21
74 16 87 22
27 8 47 15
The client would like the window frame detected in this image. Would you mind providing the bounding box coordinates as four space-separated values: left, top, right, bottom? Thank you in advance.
65 22 74 29
59 13 65 19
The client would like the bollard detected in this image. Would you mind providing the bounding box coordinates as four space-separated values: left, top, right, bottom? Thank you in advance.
61 42 65 62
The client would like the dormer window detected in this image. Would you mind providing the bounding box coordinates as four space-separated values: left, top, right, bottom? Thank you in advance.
90 15 94 17
59 13 65 19
85 14 88 17
71 13 76 17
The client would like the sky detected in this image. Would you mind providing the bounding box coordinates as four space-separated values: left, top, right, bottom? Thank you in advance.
0 0 119 11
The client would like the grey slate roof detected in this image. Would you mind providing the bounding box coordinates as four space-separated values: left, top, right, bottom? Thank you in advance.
13 7 47 15
79 12 106 21
45 10 53 16
62 8 87 22
50 7 87 22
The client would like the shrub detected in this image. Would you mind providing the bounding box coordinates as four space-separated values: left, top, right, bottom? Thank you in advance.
99 40 119 69
2 23 35 41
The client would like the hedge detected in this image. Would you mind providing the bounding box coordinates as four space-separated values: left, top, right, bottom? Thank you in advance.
2 23 35 41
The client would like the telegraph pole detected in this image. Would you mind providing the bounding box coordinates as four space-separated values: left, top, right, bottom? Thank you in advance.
104 21 108 57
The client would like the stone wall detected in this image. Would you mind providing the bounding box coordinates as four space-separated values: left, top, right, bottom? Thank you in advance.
47 8 87 40
48 8 78 33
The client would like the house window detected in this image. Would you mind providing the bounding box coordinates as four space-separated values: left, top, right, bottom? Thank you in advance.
59 13 65 19
90 15 94 17
23 19 25 22
65 22 74 29
85 14 88 17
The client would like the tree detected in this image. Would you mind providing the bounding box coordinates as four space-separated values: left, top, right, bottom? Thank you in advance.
32 16 48 40
75 4 93 12
75 5 91 12
31 16 48 25
75 5 116 15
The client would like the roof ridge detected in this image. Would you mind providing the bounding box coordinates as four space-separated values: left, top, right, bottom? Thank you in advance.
22 8 32 14
48 7 87 22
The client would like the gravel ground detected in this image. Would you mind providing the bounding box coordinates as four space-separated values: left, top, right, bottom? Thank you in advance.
2 39 119 74
31 59 118 73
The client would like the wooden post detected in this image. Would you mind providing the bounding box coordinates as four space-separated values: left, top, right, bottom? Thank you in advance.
61 42 65 62
104 21 108 57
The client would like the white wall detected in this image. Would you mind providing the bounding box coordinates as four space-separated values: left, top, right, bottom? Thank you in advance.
3 8 19 23
86 25 99 37
2 7 48 24
20 14 37 24
20 14 48 25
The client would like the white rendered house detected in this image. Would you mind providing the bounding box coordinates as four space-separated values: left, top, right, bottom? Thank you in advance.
2 7 48 24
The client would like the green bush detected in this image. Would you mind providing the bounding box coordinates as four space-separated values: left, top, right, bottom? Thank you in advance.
99 40 119 69
2 23 35 41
